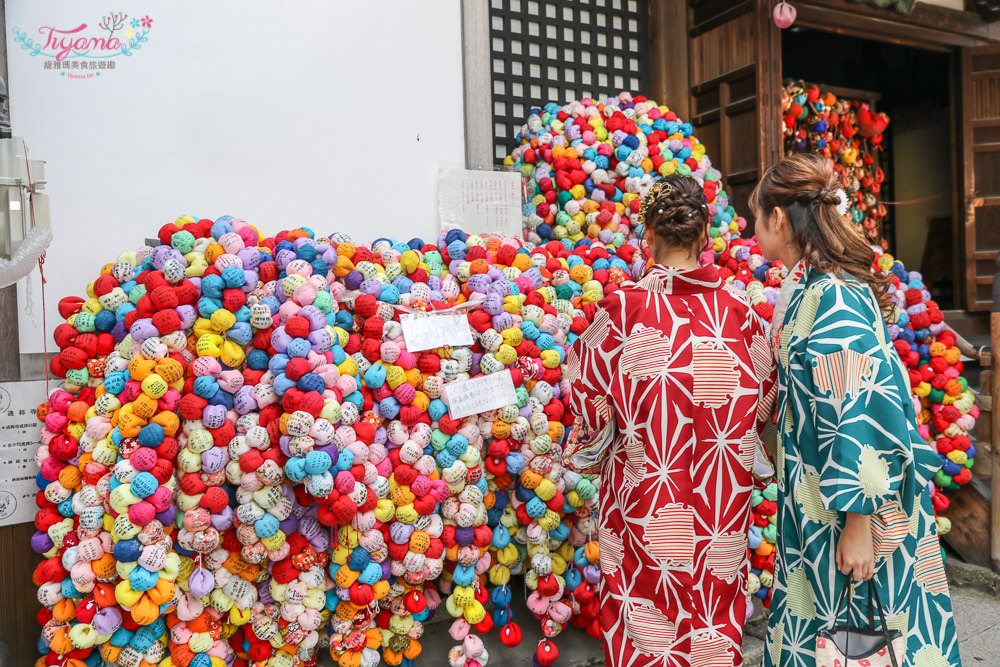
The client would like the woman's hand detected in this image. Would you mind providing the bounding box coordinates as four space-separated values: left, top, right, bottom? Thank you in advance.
836 513 875 581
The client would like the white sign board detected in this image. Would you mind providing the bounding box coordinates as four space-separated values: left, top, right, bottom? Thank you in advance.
400 312 474 352
7 0 466 354
443 369 518 419
0 380 47 526
438 168 523 237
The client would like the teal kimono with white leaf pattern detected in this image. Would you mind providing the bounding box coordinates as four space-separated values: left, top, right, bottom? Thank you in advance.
765 263 961 667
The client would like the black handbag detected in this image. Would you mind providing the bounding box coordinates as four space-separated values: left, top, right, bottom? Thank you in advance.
815 579 903 667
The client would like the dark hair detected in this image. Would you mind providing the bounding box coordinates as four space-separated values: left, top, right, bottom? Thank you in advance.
749 153 892 314
641 174 709 252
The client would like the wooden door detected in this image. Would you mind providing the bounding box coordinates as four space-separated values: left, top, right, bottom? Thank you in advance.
687 0 782 222
961 45 1000 311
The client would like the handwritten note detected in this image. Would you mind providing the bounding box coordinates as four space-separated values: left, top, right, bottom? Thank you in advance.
438 168 523 237
0 380 46 526
443 369 518 419
400 312 474 352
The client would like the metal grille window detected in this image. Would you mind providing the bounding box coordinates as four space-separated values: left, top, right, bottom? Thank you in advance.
489 0 649 164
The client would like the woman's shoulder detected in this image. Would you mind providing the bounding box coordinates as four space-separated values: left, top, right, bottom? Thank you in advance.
797 271 884 345
803 271 879 315
719 281 754 310
593 286 630 321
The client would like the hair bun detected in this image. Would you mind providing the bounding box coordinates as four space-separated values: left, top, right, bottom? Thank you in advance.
640 174 709 250
819 189 841 206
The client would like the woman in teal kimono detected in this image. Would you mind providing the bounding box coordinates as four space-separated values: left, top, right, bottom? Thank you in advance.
750 154 961 667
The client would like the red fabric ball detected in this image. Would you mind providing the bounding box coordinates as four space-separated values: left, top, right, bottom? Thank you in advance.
536 640 559 666
199 486 229 513
152 310 182 335
500 622 522 647
149 285 179 311
284 316 311 340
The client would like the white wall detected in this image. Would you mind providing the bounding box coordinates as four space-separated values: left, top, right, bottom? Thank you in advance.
7 0 466 353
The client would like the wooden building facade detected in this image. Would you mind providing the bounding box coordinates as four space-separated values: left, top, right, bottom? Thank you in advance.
650 0 1000 314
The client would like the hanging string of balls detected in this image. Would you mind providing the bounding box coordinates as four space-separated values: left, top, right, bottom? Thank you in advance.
32 92 975 667
781 80 891 248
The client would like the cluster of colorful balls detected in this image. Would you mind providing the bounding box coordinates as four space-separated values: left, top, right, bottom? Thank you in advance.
505 91 745 254
505 92 978 609
875 253 980 498
747 483 778 611
31 93 979 667
35 212 671 666
782 80 891 248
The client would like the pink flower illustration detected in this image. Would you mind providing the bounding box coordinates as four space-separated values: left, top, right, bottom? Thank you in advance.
140 15 153 28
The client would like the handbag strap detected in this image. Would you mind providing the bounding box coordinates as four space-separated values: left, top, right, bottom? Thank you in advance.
832 575 855 666
869 584 901 667
832 579 900 667
867 582 875 630
832 577 853 624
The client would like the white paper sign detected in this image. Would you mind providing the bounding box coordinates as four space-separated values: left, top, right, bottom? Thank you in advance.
438 168 523 237
443 369 518 419
0 380 47 526
400 312 475 352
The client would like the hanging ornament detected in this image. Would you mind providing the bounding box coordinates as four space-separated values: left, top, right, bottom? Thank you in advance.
773 1 797 29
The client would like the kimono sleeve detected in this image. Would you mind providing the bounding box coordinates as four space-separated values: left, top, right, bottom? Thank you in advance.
803 281 908 516
566 290 626 437
748 313 778 479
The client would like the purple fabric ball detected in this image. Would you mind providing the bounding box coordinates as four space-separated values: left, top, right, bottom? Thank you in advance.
211 506 234 531
279 514 299 536
258 581 275 606
345 270 364 291
156 505 177 526
92 607 122 636
298 305 327 330
31 531 53 554
275 249 296 270
237 248 260 270
455 526 475 547
188 567 215 597
483 293 504 316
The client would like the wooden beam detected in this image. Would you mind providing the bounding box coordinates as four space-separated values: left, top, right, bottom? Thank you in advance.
720 80 731 193
461 0 493 171
648 0 689 118
966 48 983 312
798 0 1000 43
755 0 782 172
993 251 1000 572
690 0 753 37
795 0 996 49
802 83 882 105
691 63 756 96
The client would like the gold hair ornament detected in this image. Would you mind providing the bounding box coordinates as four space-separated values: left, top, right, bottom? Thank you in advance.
637 179 672 227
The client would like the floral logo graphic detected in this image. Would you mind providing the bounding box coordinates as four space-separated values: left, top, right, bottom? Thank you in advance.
11 10 153 80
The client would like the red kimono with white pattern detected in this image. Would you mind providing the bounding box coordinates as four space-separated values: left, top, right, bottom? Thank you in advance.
566 264 776 667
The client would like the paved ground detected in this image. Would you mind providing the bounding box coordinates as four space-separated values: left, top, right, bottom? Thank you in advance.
320 558 1000 666
949 583 1000 665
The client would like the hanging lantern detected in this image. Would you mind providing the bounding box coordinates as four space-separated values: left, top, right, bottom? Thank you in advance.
773 1 797 29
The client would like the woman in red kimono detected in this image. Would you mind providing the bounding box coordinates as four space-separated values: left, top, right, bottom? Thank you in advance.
565 174 776 667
